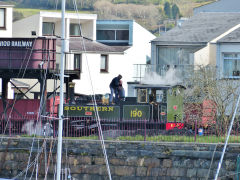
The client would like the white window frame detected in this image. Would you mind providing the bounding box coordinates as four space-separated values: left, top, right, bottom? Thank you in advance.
0 8 6 29
100 55 108 73
74 54 82 71
70 23 81 37
42 22 55 36
223 52 240 79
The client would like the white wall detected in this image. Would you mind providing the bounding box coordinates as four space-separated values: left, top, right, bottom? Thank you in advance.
81 20 96 40
194 45 210 66
0 7 13 37
131 22 155 65
13 11 97 40
72 22 155 96
13 14 39 37
72 52 134 95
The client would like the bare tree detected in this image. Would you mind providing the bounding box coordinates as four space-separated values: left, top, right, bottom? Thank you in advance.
184 66 240 136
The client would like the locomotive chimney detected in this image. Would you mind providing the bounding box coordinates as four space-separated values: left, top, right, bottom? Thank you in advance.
68 82 75 104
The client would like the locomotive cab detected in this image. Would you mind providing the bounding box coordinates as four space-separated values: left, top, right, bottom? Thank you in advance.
135 84 185 127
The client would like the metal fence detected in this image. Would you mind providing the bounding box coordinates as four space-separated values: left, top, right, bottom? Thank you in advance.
1 115 240 143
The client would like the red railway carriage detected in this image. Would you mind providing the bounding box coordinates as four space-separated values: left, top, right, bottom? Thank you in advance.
0 99 51 117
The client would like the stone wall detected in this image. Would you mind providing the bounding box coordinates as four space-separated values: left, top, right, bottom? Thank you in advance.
0 137 239 180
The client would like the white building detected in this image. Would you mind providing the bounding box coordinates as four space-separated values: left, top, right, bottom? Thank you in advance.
12 12 155 97
0 1 14 99
0 1 13 38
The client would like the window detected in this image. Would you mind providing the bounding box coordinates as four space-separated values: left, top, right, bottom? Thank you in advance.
97 30 115 40
223 53 240 77
70 23 81 36
74 54 81 71
100 55 108 72
157 46 198 66
137 89 148 103
42 22 55 35
0 8 5 29
116 30 129 40
97 30 129 41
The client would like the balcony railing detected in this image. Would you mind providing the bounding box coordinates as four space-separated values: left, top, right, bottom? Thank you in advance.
133 64 216 83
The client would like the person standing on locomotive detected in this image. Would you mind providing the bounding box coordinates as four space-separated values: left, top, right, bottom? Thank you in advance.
109 74 122 104
118 79 125 101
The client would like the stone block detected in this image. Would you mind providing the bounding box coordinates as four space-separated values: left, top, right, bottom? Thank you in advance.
167 168 187 177
4 161 18 170
158 168 167 176
136 167 147 176
119 176 142 180
16 152 29 161
142 158 160 167
85 165 105 174
68 156 79 166
114 166 135 176
110 158 126 166
225 160 236 171
163 159 172 168
77 156 92 164
186 168 197 178
126 156 139 166
147 167 162 176
182 159 194 168
5 153 14 161
72 173 104 180
196 168 210 178
94 157 105 165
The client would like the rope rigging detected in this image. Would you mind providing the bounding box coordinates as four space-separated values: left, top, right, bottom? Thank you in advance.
0 0 113 178
72 0 112 179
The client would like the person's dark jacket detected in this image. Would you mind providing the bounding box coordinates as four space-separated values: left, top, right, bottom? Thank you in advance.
110 77 120 89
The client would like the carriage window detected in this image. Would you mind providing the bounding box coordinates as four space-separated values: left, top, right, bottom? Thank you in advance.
137 89 148 103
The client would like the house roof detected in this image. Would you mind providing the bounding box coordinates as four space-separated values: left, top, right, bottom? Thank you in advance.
194 0 240 14
0 1 14 6
218 27 240 43
57 37 130 53
152 12 240 45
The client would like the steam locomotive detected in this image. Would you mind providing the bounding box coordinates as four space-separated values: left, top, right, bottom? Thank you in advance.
63 84 186 135
0 82 217 136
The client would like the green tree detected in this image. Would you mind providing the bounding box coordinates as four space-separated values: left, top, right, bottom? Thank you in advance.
164 1 171 18
172 3 180 19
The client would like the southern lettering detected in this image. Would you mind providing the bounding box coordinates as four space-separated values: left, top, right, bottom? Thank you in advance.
64 106 114 112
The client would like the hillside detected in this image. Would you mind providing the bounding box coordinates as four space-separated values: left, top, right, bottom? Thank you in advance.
4 0 214 35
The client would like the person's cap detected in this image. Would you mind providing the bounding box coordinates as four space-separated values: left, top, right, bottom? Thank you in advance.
118 74 122 79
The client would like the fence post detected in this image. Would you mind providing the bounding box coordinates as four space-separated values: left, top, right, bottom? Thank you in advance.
9 119 11 137
194 120 197 142
144 119 146 141
236 154 240 180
